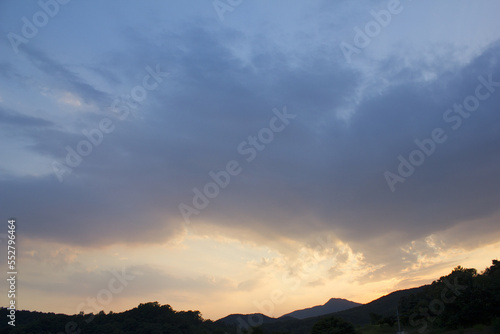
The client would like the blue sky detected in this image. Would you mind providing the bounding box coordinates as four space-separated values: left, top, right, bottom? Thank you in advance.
1 0 500 320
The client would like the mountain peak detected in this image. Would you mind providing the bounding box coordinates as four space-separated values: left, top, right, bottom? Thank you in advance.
281 298 361 320
326 298 352 304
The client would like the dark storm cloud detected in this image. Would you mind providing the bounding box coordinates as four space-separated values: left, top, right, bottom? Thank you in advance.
0 21 357 246
189 41 500 261
2 14 499 270
0 175 183 245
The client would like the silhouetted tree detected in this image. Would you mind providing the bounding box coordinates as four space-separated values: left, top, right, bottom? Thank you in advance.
399 259 500 331
311 315 355 334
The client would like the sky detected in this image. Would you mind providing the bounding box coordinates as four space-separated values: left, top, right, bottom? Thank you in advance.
1 0 500 321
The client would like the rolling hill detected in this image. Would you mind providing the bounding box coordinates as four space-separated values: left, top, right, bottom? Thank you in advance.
282 298 361 319
257 286 428 333
217 286 427 333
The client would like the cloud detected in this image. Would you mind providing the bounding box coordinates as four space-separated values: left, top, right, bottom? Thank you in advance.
237 278 261 291
1 2 500 316
19 47 111 108
2 25 500 266
0 106 53 128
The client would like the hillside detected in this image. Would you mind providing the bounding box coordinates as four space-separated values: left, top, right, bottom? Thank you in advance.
331 286 427 325
258 286 427 333
217 313 293 331
282 298 361 319
0 302 234 334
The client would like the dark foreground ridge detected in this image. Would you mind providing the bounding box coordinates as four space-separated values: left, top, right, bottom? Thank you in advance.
281 298 362 319
1 259 499 333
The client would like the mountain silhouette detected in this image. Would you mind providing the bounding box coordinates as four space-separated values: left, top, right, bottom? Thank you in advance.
282 298 361 319
3 260 498 333
217 313 291 331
